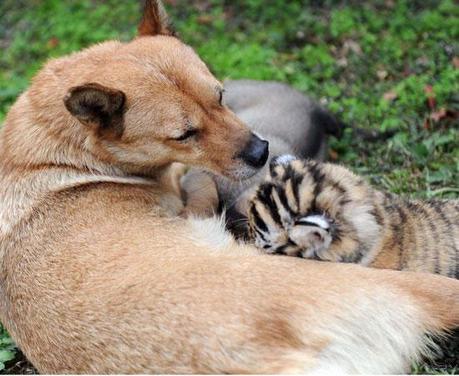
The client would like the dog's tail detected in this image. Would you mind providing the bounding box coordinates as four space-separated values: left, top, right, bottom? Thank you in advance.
406 273 459 333
311 107 346 138
312 107 399 141
309 269 459 373
395 272 459 365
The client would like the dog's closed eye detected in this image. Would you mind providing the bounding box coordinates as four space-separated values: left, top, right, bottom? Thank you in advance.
218 89 225 106
173 128 198 141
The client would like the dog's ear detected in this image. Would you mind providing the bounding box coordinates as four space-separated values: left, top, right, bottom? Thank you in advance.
138 0 173 36
64 83 126 138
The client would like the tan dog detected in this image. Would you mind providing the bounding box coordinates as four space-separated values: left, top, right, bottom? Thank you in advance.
0 1 458 373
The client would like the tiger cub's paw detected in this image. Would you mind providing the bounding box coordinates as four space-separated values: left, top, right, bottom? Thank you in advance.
247 155 376 263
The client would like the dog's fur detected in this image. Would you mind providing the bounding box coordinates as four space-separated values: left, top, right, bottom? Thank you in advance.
0 2 458 373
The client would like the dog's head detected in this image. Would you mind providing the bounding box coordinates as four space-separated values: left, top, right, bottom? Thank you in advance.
35 1 268 179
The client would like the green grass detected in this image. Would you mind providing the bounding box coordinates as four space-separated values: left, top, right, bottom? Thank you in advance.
0 328 16 371
0 0 458 373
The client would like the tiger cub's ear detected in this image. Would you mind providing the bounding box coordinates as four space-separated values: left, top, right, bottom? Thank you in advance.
269 155 299 176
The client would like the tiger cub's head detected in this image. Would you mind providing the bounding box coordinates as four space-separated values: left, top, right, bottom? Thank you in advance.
247 156 382 263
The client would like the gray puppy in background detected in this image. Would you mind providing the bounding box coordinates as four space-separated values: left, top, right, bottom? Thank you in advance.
182 79 344 236
225 79 341 160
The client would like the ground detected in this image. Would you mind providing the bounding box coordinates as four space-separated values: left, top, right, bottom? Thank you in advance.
0 0 458 373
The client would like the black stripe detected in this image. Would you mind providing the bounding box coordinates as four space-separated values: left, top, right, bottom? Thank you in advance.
291 172 303 211
282 164 302 211
267 187 283 226
340 197 352 206
251 205 268 233
278 161 316 215
408 201 441 274
275 185 295 217
273 244 289 255
255 228 267 242
257 184 282 226
329 219 342 242
307 162 325 213
428 199 452 226
370 205 384 227
326 177 350 206
341 248 365 263
355 179 366 186
390 202 407 268
280 164 293 182
330 181 346 195
428 200 457 278
309 162 326 197
396 203 407 261
295 220 322 228
270 167 278 179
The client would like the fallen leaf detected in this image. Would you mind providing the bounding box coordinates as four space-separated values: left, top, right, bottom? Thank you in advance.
336 57 348 67
415 56 429 66
377 69 388 80
424 85 436 109
385 0 395 8
343 40 362 55
430 108 459 123
423 118 430 130
46 37 59 49
403 64 412 77
430 108 447 122
197 14 213 25
453 56 459 69
296 31 305 40
194 1 212 12
383 91 397 101
424 85 433 94
329 149 339 161
319 97 329 106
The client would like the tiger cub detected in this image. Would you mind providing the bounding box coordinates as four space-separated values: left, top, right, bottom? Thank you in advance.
247 155 459 278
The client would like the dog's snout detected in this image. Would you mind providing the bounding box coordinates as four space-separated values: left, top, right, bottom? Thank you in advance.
238 133 269 168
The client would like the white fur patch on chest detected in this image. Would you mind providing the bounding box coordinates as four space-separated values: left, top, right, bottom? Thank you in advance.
185 215 236 251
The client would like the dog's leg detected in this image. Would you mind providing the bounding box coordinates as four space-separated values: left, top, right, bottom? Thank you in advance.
159 162 188 199
157 165 219 218
180 169 219 218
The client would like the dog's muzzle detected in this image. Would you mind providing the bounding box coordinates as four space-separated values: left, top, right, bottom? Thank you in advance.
238 133 269 169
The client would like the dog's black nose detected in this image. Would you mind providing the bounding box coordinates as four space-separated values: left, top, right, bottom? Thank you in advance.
238 133 269 168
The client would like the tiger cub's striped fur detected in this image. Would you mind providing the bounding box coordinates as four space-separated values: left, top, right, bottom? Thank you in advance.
247 155 459 278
